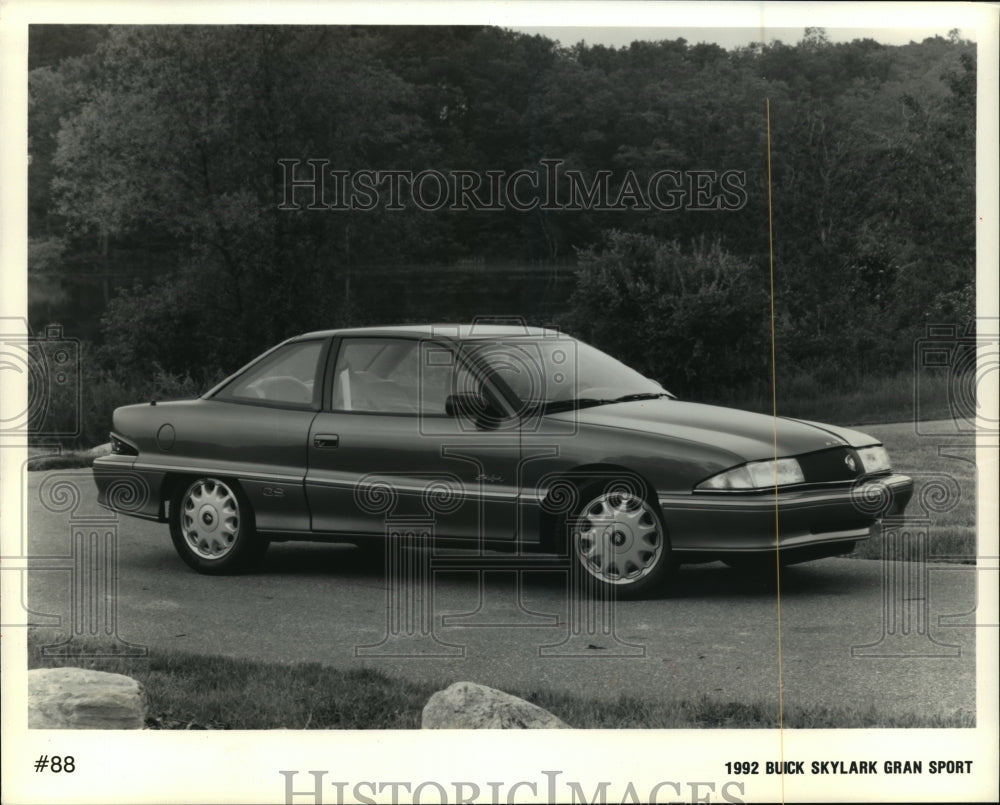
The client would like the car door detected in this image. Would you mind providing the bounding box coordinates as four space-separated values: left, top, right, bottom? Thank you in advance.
305 336 522 542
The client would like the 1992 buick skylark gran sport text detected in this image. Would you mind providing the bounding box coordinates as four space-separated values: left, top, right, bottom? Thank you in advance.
94 324 913 597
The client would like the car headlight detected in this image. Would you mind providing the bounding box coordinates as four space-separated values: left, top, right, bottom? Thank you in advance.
696 457 805 491
856 445 891 474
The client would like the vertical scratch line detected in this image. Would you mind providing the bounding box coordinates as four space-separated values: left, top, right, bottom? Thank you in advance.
766 96 786 805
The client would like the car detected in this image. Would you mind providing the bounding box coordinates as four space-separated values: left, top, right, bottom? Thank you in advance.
93 323 914 598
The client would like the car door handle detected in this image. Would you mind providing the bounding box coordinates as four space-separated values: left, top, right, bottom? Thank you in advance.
313 434 339 448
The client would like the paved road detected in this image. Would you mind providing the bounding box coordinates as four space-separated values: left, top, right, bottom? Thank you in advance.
21 470 977 721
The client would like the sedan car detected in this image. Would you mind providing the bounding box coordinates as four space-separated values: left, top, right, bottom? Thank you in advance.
93 324 913 598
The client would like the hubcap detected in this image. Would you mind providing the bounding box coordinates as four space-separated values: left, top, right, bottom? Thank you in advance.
573 488 664 584
181 479 240 560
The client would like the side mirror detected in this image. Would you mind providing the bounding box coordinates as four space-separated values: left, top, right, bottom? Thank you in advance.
445 391 516 431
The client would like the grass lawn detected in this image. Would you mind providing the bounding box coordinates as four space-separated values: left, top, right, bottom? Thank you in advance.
719 367 959 427
26 633 973 730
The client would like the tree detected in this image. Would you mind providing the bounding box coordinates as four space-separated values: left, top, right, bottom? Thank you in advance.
52 26 426 370
35 25 977 394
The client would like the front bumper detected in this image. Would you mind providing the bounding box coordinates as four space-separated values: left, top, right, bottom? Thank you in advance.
658 472 913 557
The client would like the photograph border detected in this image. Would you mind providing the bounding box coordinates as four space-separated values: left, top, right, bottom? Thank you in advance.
2 2 998 803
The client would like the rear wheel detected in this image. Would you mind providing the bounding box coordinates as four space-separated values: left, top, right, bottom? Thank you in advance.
569 480 674 599
169 477 268 574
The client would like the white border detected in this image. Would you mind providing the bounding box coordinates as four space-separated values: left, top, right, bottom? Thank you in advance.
2 2 998 803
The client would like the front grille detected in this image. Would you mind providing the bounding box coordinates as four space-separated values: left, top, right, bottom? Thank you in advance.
797 447 863 483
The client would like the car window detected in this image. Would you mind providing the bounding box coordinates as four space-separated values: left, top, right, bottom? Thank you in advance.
332 338 460 415
222 340 323 406
466 338 662 404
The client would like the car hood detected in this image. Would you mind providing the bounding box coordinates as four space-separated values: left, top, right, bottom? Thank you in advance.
552 400 879 462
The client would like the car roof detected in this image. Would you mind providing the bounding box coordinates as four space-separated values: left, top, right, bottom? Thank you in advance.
290 324 562 341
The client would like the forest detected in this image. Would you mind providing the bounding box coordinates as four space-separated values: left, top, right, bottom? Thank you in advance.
26 25 976 445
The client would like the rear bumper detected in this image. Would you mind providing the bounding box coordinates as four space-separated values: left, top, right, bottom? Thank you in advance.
659 473 913 556
93 455 166 521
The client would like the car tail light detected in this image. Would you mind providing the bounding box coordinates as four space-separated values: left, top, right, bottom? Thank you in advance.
110 433 138 456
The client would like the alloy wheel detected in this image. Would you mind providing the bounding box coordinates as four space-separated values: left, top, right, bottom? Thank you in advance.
573 487 664 584
180 478 242 560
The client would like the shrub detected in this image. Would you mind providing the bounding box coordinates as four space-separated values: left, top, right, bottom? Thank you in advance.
562 231 770 399
76 350 219 447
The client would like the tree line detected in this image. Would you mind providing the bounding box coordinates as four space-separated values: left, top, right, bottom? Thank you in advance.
27 25 975 440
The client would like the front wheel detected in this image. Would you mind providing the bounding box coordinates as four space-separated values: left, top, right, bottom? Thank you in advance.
169 477 268 574
570 481 674 599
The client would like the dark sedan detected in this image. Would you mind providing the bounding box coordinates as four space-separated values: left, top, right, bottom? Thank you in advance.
93 324 913 597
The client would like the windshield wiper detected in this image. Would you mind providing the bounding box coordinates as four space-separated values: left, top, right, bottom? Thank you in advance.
531 393 672 415
609 392 674 403
535 397 610 414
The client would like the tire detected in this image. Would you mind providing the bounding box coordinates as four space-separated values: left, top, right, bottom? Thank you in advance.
169 477 268 574
568 479 674 599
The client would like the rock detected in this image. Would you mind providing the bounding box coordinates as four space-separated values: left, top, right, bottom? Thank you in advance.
29 668 146 729
421 681 569 729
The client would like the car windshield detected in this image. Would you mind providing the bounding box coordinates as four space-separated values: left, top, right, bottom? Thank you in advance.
462 337 666 407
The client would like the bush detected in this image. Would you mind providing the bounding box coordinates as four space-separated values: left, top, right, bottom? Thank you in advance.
78 361 219 448
98 268 226 379
562 231 770 398
50 341 219 448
